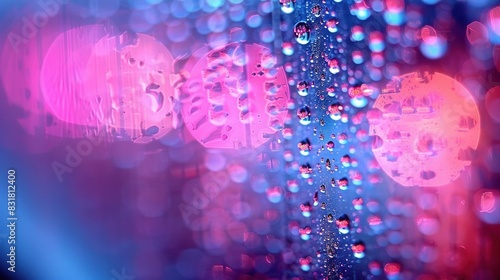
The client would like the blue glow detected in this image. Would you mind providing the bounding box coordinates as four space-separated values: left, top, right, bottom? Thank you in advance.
351 32 365 42
354 252 365 258
339 227 349 234
170 1 189 18
196 17 211 34
420 38 447 59
351 96 368 108
489 30 500 44
388 231 404 245
369 41 385 52
354 9 371 21
260 29 275 43
353 55 364 64
283 46 294 56
207 13 227 32
287 184 299 193
422 0 440 4
128 0 151 10
467 0 493 8
206 0 225 8
252 179 268 193
384 11 405 26
183 0 202 12
247 14 262 28
229 5 245 22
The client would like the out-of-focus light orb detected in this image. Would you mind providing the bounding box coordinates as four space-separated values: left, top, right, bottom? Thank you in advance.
485 87 500 123
180 43 290 149
466 0 494 8
206 0 225 9
351 25 365 41
204 151 226 171
419 26 447 59
266 186 283 203
167 20 191 42
282 42 294 56
369 31 385 52
474 190 500 224
352 50 364 64
246 12 262 28
369 261 382 276
351 1 371 20
384 11 405 26
229 5 245 22
416 214 440 235
369 72 481 186
3 23 107 150
487 6 500 44
422 0 440 4
466 21 489 47
82 33 176 144
228 163 248 183
384 262 401 279
488 7 500 39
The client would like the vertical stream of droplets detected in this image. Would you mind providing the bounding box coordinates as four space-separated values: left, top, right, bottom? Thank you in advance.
279 0 380 278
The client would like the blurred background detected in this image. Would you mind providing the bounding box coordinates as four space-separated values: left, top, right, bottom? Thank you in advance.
0 0 499 279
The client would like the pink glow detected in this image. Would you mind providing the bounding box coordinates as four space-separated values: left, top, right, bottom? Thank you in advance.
83 32 176 143
369 72 481 186
40 25 108 128
180 43 290 149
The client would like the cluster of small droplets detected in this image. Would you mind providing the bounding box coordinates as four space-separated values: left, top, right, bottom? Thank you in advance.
278 0 396 278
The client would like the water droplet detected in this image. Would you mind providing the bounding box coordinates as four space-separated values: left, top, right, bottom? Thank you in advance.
352 241 366 258
297 106 312 125
297 81 309 96
336 214 350 234
328 58 340 74
313 192 319 206
326 141 335 151
299 257 312 271
327 248 335 258
280 0 296 14
328 103 343 120
311 5 321 17
341 155 351 167
300 202 312 217
326 18 338 33
327 213 334 223
299 226 312 240
338 133 348 144
299 163 313 179
293 21 311 45
338 177 349 190
353 197 363 210
298 139 312 155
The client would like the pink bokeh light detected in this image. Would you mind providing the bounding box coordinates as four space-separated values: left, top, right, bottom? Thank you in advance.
180 43 290 149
